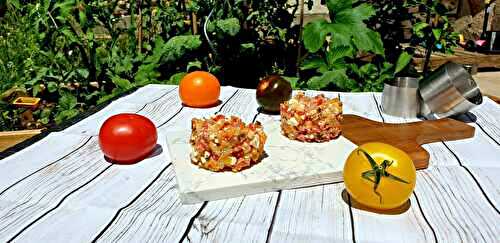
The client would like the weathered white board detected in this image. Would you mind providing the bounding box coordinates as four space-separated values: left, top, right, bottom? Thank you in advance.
166 121 357 204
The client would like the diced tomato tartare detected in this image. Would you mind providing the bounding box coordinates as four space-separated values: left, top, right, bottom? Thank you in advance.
280 92 343 142
190 115 267 172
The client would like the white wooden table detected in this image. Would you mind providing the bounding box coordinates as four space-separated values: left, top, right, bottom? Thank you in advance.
0 85 499 243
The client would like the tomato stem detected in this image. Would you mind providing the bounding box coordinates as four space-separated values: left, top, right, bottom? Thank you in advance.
358 149 410 204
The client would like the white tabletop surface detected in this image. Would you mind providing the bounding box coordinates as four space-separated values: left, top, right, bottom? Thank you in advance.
0 84 498 243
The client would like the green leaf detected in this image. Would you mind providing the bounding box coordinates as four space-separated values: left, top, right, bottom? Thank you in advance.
301 57 328 71
327 23 353 47
350 3 376 22
386 172 411 184
112 76 132 90
413 22 429 38
240 43 256 50
326 45 353 66
282 76 300 89
41 108 52 119
84 91 101 101
306 69 353 90
32 85 41 97
381 62 394 74
47 82 58 93
55 109 79 124
61 27 79 44
161 35 202 62
326 0 358 13
135 63 161 85
58 91 77 110
167 72 187 85
395 51 413 74
186 61 202 72
307 76 329 90
352 26 384 55
348 63 362 78
54 0 75 14
76 68 89 79
303 19 330 53
115 56 133 74
97 94 116 105
432 28 442 40
357 149 378 169
360 63 377 74
335 4 375 24
40 117 50 125
79 11 87 26
240 43 256 54
216 18 240 37
327 58 348 71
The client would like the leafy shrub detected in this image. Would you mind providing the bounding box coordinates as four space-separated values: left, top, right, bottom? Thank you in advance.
0 0 303 130
2 0 443 131
296 0 412 91
407 0 459 54
0 0 202 130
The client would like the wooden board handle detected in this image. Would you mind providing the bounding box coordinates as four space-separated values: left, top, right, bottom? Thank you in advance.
408 118 476 145
341 115 475 170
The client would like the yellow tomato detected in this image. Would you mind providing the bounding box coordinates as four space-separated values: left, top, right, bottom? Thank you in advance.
343 142 416 210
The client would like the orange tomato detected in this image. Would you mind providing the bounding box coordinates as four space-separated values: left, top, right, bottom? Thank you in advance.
179 71 221 107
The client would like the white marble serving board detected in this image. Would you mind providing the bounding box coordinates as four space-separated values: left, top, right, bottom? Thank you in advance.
166 122 357 204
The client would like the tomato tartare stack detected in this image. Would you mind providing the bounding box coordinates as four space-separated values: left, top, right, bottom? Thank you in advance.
190 115 267 172
280 92 343 142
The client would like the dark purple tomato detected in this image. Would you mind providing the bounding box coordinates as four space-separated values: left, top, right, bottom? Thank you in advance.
256 75 292 112
99 113 157 164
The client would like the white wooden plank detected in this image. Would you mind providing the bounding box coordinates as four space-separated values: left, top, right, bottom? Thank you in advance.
444 124 500 167
353 194 437 243
0 87 498 243
342 92 384 121
61 102 144 136
268 183 353 243
186 193 278 243
8 132 173 242
91 167 202 243
0 137 110 241
469 98 500 145
117 84 177 105
0 133 90 192
135 88 183 127
467 167 500 210
63 86 179 136
416 167 500 242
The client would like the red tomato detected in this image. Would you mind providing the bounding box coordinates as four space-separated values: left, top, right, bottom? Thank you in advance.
98 113 157 164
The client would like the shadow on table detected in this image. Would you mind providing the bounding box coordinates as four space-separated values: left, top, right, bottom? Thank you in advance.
182 100 223 109
257 107 280 115
341 189 411 215
104 144 163 165
450 112 477 123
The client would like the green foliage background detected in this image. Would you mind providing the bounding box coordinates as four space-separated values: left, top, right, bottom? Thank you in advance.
0 0 457 131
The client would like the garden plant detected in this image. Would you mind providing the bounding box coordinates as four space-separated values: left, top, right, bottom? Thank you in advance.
0 0 459 131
